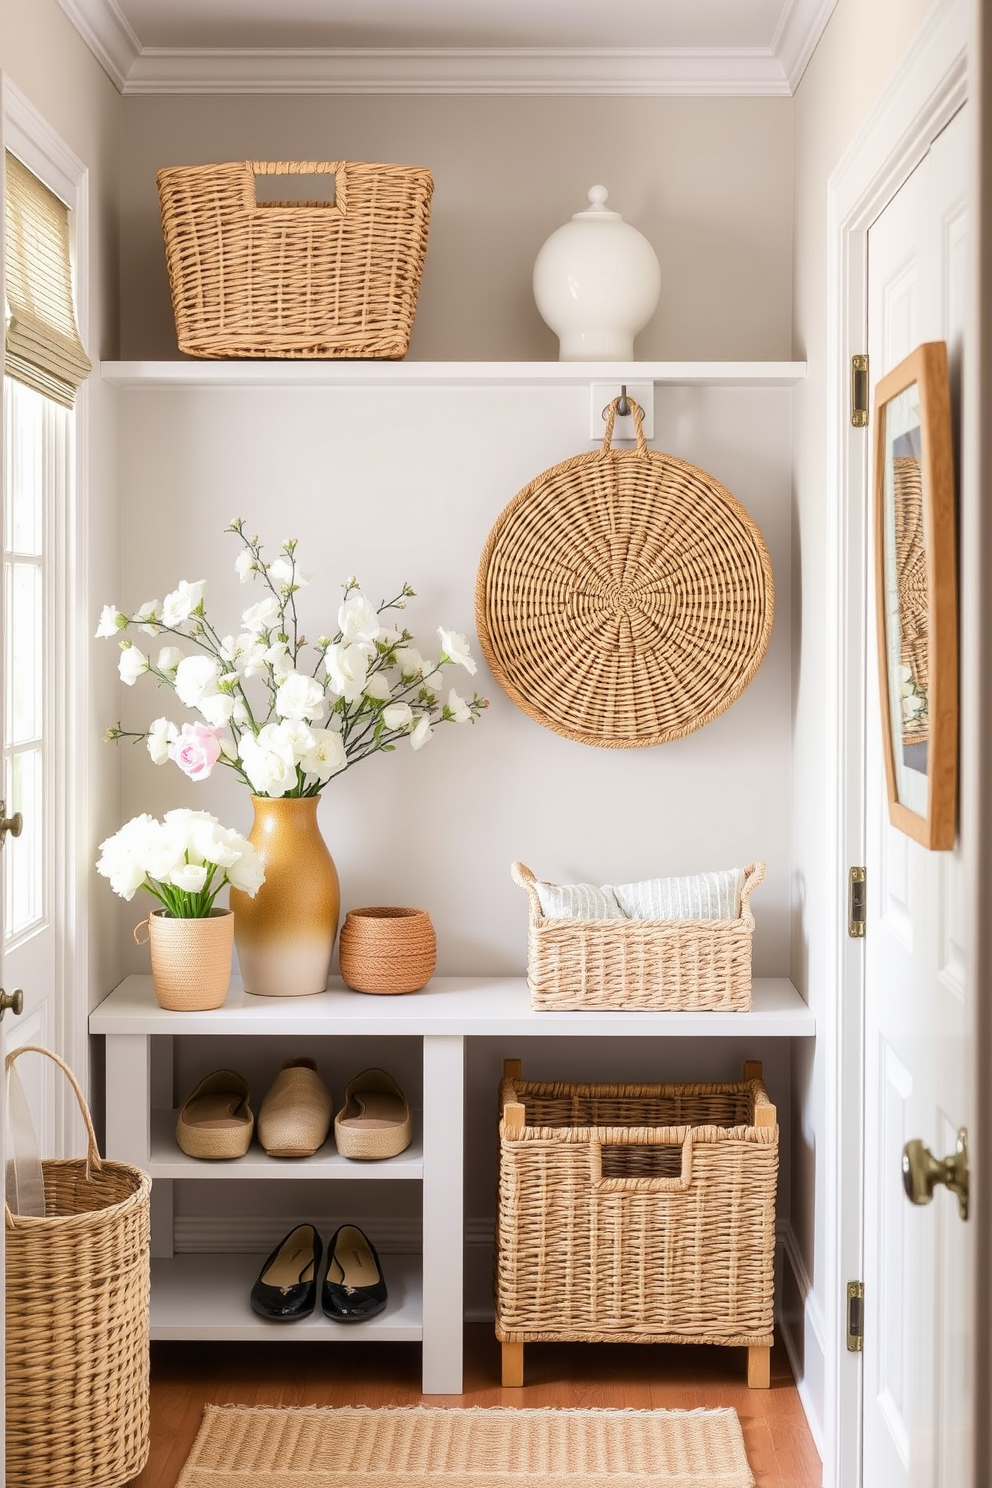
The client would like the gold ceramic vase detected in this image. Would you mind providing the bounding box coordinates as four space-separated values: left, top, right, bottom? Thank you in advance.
230 795 340 997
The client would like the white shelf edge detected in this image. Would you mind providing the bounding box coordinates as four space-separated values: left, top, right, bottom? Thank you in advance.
150 1251 422 1342
100 359 807 389
91 974 814 1037
149 1106 424 1179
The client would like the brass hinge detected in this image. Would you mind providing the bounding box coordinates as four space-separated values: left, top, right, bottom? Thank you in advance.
851 354 869 427
849 866 866 938
847 1280 864 1352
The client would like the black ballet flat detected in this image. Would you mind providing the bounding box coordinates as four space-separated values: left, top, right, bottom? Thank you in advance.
321 1224 388 1323
250 1223 322 1320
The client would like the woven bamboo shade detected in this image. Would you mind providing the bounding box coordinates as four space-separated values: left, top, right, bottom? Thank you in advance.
476 399 774 748
4 152 92 408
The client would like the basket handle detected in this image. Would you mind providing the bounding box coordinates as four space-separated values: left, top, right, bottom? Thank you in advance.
5 1044 103 1177
246 160 347 216
591 1128 694 1192
601 396 648 456
133 917 150 946
510 862 544 920
739 861 766 926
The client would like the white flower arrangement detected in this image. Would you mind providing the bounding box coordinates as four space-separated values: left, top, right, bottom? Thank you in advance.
98 520 488 799
96 809 265 918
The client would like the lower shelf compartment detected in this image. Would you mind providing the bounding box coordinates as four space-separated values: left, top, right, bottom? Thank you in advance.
150 1252 423 1342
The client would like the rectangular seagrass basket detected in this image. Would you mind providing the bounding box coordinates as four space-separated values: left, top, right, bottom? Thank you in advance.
5 1046 151 1488
511 860 764 1012
157 159 434 359
495 1060 778 1356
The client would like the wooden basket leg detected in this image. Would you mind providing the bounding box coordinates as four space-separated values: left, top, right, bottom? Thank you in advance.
502 1340 524 1387
747 1344 771 1388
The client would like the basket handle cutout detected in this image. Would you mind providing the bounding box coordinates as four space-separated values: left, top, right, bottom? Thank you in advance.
591 1129 693 1192
5 1044 103 1184
601 396 648 456
246 161 346 216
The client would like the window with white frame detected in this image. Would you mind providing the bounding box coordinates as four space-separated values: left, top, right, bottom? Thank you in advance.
3 150 89 947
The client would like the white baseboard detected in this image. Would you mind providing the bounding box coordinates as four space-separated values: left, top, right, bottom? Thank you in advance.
779 1220 827 1462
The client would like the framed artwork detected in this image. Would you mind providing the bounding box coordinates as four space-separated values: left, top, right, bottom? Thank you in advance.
873 340 957 850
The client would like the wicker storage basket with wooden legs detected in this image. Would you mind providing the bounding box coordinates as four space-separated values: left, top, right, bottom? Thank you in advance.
495 1058 778 1390
5 1046 151 1488
157 159 433 359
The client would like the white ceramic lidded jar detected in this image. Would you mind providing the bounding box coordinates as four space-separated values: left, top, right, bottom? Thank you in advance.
533 185 661 362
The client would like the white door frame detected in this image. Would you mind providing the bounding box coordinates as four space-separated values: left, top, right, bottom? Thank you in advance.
0 76 91 1142
822 3 970 1485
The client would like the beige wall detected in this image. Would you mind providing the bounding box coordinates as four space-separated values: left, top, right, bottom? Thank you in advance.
119 93 794 361
789 0 937 1446
0 1 124 1013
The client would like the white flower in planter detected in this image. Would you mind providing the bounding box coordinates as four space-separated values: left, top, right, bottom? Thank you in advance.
96 809 264 917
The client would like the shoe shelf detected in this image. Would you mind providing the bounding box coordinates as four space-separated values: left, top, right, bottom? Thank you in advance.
148 1107 425 1179
150 1252 423 1343
90 973 814 1393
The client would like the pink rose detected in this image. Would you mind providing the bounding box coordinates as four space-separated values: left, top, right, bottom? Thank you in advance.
171 722 223 782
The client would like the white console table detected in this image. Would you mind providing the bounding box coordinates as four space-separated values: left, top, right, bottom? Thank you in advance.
90 974 815 1393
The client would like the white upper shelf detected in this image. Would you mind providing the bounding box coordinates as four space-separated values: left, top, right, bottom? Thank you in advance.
100 360 807 390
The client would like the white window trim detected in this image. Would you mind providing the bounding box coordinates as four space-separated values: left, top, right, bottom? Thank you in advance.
1 75 91 1149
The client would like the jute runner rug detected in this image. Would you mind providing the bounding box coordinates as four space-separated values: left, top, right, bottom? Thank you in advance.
175 1404 755 1487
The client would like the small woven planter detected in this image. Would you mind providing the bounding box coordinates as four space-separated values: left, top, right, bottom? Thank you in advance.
512 861 764 1011
476 398 774 748
5 1046 151 1487
339 906 437 994
495 1058 778 1388
157 160 433 359
134 907 234 1011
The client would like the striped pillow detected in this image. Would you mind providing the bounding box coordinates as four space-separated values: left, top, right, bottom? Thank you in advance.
533 881 626 921
612 868 745 922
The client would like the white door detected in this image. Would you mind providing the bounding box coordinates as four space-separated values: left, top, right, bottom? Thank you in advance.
862 107 971 1487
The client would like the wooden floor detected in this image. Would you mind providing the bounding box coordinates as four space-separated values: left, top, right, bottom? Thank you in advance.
128 1326 822 1487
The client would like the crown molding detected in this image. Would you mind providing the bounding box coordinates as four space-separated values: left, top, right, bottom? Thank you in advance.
123 46 791 96
57 0 836 96
57 0 141 91
773 0 838 91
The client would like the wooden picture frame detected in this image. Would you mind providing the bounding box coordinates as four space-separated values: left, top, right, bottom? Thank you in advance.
873 340 957 850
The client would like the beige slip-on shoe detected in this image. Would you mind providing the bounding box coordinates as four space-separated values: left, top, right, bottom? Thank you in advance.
257 1056 333 1157
176 1069 253 1159
334 1067 412 1160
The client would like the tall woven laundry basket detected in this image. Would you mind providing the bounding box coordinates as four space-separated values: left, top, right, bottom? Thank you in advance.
5 1045 151 1488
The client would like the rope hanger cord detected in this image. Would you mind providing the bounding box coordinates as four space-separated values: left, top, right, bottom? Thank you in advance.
475 396 774 749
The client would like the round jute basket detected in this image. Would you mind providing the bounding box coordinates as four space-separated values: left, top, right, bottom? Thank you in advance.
475 397 774 748
134 907 234 1011
5 1045 151 1488
339 906 437 994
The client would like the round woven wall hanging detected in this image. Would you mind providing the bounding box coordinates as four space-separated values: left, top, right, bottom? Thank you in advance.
475 398 774 749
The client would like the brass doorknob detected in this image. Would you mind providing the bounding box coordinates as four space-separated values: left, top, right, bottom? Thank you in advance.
0 802 22 846
903 1128 969 1220
0 988 24 1020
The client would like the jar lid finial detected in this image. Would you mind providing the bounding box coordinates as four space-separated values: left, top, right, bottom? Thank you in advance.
573 184 622 222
